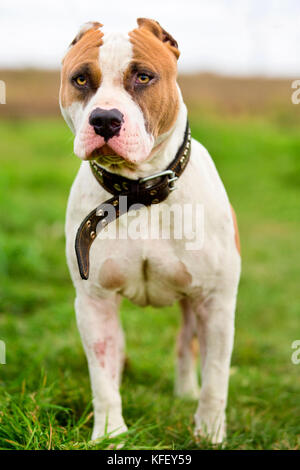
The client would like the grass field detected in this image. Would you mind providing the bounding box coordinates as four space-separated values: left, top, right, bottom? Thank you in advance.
0 99 299 449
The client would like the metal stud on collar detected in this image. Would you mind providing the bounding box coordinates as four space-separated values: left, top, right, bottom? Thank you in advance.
96 208 104 217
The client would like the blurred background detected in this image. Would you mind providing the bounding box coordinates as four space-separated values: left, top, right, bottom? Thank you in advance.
0 0 299 450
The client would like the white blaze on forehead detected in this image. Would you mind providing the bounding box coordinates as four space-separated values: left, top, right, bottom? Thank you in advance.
99 31 133 88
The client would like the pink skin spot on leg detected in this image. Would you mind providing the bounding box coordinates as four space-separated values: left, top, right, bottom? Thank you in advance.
94 336 118 379
94 340 107 368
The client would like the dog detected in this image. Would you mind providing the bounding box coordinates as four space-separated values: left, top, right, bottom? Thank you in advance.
59 18 241 444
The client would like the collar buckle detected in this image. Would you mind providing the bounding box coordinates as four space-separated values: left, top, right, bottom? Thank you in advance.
139 169 178 191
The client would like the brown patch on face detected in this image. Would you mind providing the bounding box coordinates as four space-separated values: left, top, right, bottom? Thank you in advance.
70 21 102 47
60 25 103 108
230 204 241 255
136 18 180 59
126 19 180 138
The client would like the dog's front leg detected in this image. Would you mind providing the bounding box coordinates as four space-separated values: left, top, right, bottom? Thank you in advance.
75 292 127 440
192 291 237 444
175 298 199 399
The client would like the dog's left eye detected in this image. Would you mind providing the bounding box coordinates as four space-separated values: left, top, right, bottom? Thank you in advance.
136 73 151 84
74 75 87 86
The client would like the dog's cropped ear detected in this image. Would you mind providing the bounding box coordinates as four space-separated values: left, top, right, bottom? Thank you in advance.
69 21 103 47
137 18 180 60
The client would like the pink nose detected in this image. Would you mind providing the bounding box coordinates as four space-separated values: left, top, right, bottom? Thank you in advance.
89 108 124 142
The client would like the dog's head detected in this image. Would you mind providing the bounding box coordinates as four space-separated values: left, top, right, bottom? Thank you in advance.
59 18 180 170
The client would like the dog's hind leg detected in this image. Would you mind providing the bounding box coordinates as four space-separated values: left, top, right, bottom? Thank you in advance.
75 292 127 440
174 298 200 399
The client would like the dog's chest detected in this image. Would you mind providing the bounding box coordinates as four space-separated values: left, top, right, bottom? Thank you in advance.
66 143 235 307
88 234 193 307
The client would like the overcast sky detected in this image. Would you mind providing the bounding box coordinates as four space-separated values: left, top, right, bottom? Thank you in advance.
1 0 300 76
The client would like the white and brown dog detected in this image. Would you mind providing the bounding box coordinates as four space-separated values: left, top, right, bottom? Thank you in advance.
59 18 241 444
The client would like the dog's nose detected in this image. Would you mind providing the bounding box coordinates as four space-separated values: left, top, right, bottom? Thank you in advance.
89 108 124 141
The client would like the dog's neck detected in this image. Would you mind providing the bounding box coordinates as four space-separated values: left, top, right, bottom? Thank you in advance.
94 88 188 180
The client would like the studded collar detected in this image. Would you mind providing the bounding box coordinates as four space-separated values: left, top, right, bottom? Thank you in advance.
75 120 191 279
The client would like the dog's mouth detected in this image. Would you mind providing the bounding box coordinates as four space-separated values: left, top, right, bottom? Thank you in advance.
90 145 136 170
91 144 123 163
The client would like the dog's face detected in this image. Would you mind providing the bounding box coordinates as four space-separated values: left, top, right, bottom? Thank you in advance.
60 18 180 169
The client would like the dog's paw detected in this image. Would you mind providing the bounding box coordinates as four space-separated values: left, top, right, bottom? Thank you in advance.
91 422 128 441
194 409 226 444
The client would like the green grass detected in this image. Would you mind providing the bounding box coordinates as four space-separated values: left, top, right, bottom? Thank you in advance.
0 115 299 450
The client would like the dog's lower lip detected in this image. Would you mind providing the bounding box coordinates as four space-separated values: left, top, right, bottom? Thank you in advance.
88 146 125 165
91 144 119 158
88 145 128 166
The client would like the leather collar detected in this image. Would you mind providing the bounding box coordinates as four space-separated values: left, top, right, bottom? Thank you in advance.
75 120 191 280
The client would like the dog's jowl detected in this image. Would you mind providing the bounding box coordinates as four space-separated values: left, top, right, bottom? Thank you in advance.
59 18 241 444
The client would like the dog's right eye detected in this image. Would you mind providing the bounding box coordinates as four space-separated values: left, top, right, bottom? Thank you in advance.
71 74 89 89
74 75 87 87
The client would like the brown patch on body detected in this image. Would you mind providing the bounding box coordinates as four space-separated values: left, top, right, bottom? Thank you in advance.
171 261 193 288
99 258 126 290
60 25 103 108
127 19 180 138
230 204 241 254
143 258 192 288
